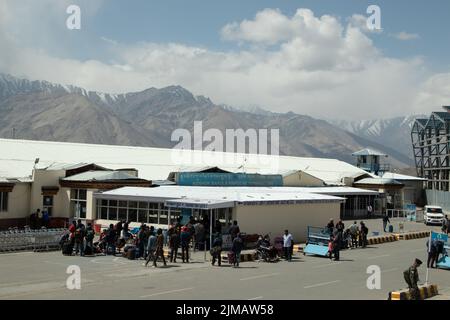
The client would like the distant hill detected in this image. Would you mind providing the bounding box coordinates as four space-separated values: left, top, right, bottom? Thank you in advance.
0 73 414 168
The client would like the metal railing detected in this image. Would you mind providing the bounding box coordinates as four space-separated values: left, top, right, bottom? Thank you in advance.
0 227 66 253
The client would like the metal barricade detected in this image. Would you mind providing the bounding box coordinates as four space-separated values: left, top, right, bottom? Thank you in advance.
0 228 65 253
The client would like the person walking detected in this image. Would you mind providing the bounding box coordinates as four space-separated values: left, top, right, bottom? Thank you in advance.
367 204 373 218
211 232 223 266
144 230 157 267
403 258 422 300
442 215 449 234
180 226 191 263
283 230 293 262
231 233 244 268
349 221 358 248
152 228 166 268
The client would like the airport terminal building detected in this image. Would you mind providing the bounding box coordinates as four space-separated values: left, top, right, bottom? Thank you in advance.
0 138 417 236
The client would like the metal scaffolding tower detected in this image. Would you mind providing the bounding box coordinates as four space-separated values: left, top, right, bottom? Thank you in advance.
411 108 450 191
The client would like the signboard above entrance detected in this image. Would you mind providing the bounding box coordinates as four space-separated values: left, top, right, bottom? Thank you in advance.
176 172 283 187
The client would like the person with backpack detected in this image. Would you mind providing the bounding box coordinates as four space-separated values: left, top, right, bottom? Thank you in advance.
85 223 95 255
231 233 244 268
403 258 422 300
74 219 86 256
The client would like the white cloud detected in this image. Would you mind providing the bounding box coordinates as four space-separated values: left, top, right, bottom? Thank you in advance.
390 32 420 41
0 3 447 120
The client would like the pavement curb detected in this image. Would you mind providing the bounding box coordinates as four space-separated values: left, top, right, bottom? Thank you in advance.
389 284 438 300
395 231 430 240
367 235 398 245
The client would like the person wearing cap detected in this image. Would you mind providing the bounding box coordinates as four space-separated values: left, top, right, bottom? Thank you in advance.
403 258 422 300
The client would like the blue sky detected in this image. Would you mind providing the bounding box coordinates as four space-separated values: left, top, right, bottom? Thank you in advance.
65 0 449 70
1 0 449 119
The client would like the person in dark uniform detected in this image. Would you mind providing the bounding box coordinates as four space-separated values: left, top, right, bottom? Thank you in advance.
403 258 422 300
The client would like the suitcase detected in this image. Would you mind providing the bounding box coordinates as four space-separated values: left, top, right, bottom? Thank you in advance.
227 251 236 264
84 245 93 256
106 245 115 255
388 225 393 233
62 242 73 256
127 248 136 260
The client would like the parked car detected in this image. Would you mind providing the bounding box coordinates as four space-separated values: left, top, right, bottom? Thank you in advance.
424 205 445 225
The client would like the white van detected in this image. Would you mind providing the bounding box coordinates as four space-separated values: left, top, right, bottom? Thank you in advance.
424 205 445 225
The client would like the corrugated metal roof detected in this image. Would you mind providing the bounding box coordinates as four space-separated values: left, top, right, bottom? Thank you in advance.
62 170 141 181
352 148 387 157
354 178 403 185
382 172 427 181
95 186 345 204
0 138 370 185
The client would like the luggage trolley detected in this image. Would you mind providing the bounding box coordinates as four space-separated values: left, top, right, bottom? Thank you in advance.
303 226 331 257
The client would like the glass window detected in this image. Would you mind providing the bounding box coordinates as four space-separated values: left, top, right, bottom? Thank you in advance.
109 200 117 207
129 201 137 208
100 207 108 220
101 199 108 206
148 210 158 224
0 192 8 212
43 195 54 216
118 208 127 221
118 200 127 208
159 211 168 225
139 202 148 209
79 189 87 200
138 210 148 223
128 209 138 222
109 207 118 221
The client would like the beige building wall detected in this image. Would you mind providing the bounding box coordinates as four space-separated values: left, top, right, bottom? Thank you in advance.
30 169 64 215
1 182 31 219
283 171 325 187
235 202 341 242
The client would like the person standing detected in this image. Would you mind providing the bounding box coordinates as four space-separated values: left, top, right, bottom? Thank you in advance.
332 229 342 261
349 221 358 248
367 204 373 218
168 226 180 263
231 233 244 268
74 219 86 256
137 224 146 259
42 210 50 228
426 239 438 268
383 214 390 232
229 220 240 240
360 221 368 248
36 209 42 228
106 224 116 255
442 215 449 234
283 230 293 262
152 228 167 268
403 258 422 300
29 210 37 229
326 219 334 235
85 223 95 254
211 232 223 266
115 221 123 240
180 226 191 263
144 230 157 267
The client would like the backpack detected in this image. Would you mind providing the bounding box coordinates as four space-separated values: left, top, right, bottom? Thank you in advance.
86 229 95 241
